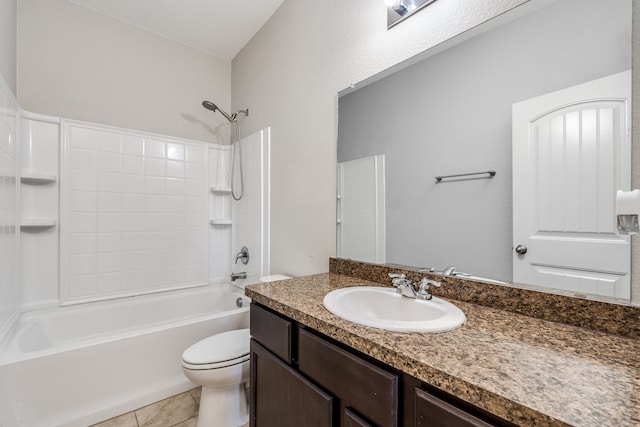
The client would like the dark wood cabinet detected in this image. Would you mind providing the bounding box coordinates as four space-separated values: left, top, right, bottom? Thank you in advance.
344 408 375 427
250 339 334 427
298 329 398 427
414 388 494 427
250 303 292 363
250 303 512 427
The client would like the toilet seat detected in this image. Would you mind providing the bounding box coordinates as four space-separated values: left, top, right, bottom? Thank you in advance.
182 328 250 371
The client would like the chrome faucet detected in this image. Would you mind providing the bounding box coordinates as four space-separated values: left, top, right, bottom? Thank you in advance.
442 266 457 276
421 265 471 278
235 246 249 265
231 272 247 281
388 273 441 300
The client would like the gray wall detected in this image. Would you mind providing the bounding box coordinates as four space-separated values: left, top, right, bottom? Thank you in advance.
0 0 16 94
338 0 631 281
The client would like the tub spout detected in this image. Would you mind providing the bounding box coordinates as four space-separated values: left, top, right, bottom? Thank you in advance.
231 272 247 281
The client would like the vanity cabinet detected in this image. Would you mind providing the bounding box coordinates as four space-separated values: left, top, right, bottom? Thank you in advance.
251 340 334 426
414 388 493 427
250 303 513 427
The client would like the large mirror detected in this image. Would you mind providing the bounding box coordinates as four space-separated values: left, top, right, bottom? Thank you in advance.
337 0 633 303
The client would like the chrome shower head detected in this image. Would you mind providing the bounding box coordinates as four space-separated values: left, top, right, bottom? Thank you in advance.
202 100 218 111
202 100 233 122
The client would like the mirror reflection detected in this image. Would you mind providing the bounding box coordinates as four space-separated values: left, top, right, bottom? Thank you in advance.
337 0 632 302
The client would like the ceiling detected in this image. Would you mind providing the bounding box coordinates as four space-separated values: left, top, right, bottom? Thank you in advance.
69 0 286 61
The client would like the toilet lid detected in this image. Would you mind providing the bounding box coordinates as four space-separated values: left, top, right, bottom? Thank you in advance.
182 328 250 365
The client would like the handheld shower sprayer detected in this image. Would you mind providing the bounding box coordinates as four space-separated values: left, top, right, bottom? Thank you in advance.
202 101 249 123
202 100 234 122
201 100 249 201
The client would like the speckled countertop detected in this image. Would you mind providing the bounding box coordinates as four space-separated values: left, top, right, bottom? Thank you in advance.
245 273 640 427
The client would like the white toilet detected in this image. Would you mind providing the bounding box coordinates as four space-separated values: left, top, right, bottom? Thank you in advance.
182 275 291 427
182 328 251 427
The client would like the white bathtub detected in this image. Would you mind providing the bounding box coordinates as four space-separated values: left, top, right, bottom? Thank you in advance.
0 283 250 427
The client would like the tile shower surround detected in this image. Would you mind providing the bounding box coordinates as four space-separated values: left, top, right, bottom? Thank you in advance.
0 76 18 339
329 257 640 339
61 122 208 303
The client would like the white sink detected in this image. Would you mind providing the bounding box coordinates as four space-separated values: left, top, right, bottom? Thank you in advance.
323 286 466 333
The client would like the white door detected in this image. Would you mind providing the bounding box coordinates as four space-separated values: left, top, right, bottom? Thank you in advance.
512 71 631 300
336 155 386 264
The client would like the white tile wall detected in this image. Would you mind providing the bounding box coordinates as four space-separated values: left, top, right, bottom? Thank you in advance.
20 113 60 311
60 122 209 304
208 145 232 282
0 75 18 339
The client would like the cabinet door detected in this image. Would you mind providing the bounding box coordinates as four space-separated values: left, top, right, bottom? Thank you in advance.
251 339 334 427
415 388 494 427
298 329 398 427
343 407 374 427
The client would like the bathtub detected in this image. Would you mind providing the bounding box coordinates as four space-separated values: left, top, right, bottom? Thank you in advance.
0 283 250 427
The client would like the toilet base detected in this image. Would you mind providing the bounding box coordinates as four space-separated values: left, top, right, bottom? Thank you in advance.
196 382 249 427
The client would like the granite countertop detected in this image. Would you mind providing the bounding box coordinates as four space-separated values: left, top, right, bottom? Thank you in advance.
245 273 640 427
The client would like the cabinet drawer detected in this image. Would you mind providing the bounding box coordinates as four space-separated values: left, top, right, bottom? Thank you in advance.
250 303 292 363
415 388 495 427
298 329 398 427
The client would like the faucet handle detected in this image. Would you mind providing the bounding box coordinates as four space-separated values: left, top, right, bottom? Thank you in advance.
419 278 441 290
389 273 407 286
235 246 250 265
416 278 441 300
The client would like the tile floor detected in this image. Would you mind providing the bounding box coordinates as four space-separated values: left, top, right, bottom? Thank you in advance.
91 387 250 427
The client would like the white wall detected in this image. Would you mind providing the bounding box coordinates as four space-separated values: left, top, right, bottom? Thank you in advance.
0 0 16 95
232 0 529 276
17 0 231 144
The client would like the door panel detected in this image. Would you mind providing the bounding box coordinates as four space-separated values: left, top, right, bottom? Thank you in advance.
251 339 334 427
415 388 494 427
512 71 631 299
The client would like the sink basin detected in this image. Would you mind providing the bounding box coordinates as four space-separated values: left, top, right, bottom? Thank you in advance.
323 287 466 333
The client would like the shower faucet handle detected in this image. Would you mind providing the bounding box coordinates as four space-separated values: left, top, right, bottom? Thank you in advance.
235 246 250 265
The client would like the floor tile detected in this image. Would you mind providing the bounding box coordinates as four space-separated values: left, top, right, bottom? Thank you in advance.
189 387 201 409
90 411 138 427
135 391 198 427
173 418 198 427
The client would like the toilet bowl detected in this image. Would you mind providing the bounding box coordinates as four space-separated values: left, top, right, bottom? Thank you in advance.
182 275 291 426
182 328 251 427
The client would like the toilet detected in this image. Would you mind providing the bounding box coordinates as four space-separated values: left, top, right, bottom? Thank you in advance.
181 328 251 427
182 275 291 427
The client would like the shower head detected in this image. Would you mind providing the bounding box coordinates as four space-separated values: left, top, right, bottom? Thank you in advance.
202 100 234 122
202 100 217 111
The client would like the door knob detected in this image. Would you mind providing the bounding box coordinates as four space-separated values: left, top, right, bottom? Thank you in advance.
515 244 527 255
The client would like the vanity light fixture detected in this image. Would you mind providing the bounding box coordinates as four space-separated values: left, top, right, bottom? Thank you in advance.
385 0 409 17
616 190 640 235
386 0 438 29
